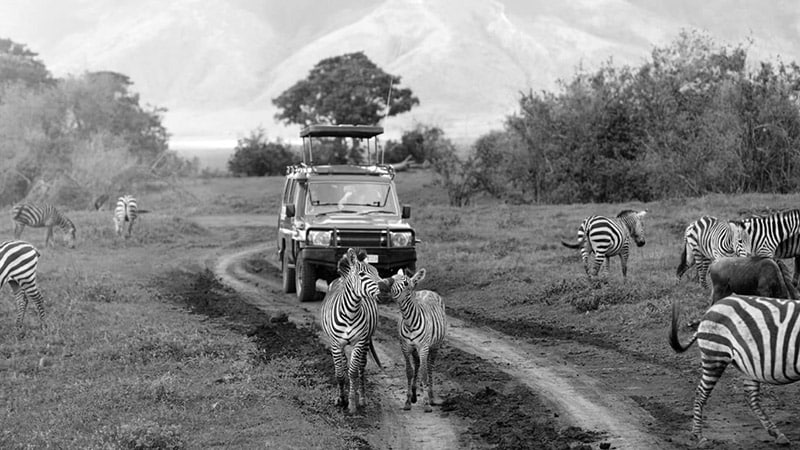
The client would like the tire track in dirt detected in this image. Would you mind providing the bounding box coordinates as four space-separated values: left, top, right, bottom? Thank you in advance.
212 244 461 450
212 242 674 449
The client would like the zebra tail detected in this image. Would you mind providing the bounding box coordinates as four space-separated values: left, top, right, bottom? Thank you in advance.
676 242 689 279
669 300 697 353
369 339 383 370
561 238 582 249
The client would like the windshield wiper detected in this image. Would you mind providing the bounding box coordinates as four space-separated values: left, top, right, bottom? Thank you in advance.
360 210 396 215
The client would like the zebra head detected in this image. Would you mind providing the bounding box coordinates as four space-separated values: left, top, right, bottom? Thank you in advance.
380 268 425 305
618 210 647 247
337 248 380 300
728 220 752 256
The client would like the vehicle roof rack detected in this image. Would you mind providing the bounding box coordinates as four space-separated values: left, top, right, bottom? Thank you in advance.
299 124 385 164
300 124 384 139
286 163 395 179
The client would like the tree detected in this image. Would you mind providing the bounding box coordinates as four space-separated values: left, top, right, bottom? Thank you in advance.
273 52 419 126
0 38 52 92
228 128 296 176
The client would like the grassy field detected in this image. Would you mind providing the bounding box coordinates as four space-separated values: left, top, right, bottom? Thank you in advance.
1 170 799 448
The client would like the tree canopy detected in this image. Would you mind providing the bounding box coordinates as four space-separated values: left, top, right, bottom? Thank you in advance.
272 51 419 126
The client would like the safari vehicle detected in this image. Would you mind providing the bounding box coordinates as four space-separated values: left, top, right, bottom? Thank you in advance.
277 124 417 302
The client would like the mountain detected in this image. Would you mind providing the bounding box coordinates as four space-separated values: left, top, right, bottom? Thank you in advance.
0 0 797 153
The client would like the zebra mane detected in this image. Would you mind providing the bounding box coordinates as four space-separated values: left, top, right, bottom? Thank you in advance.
616 209 638 218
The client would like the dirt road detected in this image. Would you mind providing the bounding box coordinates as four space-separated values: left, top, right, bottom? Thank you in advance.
212 242 672 449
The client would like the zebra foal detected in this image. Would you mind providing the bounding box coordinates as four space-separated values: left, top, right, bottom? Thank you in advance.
379 268 447 412
561 210 647 279
114 195 138 237
0 240 46 336
319 247 382 414
670 294 800 445
676 216 750 288
11 203 76 248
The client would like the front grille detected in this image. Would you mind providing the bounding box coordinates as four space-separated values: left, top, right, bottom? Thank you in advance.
334 230 387 248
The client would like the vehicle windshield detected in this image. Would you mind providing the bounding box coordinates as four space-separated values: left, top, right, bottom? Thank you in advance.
306 181 398 215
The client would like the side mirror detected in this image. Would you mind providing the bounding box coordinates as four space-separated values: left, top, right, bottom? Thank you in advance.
401 205 411 219
285 204 296 218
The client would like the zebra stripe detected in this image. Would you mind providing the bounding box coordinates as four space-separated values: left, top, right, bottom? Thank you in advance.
11 203 76 248
742 209 800 258
319 247 382 414
114 195 138 237
676 216 751 288
561 210 647 278
670 294 800 445
380 268 447 411
0 240 46 336
770 234 800 285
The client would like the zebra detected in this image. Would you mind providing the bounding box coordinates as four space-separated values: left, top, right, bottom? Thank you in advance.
11 203 76 248
741 209 800 258
766 234 800 286
676 216 751 289
561 210 647 278
114 195 138 237
378 268 447 412
0 240 46 337
670 294 800 446
319 247 382 414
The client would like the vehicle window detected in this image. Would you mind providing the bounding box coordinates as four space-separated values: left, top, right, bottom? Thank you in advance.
283 179 296 205
307 181 398 215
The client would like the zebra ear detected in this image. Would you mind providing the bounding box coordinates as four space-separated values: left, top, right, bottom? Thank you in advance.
638 210 648 217
411 268 426 285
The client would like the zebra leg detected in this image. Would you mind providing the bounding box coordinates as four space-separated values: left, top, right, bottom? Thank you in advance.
411 348 420 404
127 219 134 237
427 348 442 407
690 359 728 445
590 255 604 278
402 344 415 410
619 254 629 279
24 284 46 330
698 259 710 290
347 343 368 413
418 346 433 412
743 379 789 445
10 281 27 337
45 226 53 247
331 346 348 408
794 256 800 287
13 222 24 239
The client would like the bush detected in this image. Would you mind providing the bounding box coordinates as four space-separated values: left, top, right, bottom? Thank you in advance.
228 128 296 176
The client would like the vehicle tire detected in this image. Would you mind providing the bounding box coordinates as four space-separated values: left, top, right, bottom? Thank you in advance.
295 253 317 302
282 247 296 294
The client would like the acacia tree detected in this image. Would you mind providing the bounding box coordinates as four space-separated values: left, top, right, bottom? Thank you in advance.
272 51 419 126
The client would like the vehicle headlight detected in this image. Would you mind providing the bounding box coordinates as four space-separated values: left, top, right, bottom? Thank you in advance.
307 230 332 246
390 231 413 247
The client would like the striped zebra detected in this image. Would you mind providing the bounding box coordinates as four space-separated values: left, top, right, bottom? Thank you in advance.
0 240 46 337
319 247 382 414
11 203 76 248
379 268 447 412
741 209 800 258
114 195 138 237
670 295 800 446
675 216 751 288
561 210 647 278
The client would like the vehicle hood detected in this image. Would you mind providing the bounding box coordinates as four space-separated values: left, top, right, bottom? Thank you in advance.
304 214 411 229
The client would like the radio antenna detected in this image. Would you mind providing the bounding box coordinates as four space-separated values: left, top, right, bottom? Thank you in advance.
383 78 393 123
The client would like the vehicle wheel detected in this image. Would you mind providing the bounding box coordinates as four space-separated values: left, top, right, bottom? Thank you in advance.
282 248 296 293
295 253 317 302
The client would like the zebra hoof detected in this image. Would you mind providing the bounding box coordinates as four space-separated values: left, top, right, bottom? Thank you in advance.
775 433 790 446
403 402 411 411
423 404 432 413
335 397 348 408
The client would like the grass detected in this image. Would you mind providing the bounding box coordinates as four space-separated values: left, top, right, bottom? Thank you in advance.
3 169 800 448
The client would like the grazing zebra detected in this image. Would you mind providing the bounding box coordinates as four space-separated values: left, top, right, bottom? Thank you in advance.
561 210 647 278
378 268 447 412
741 209 800 258
0 240 46 336
11 203 76 248
676 216 751 289
114 195 138 237
319 247 382 414
670 294 800 446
